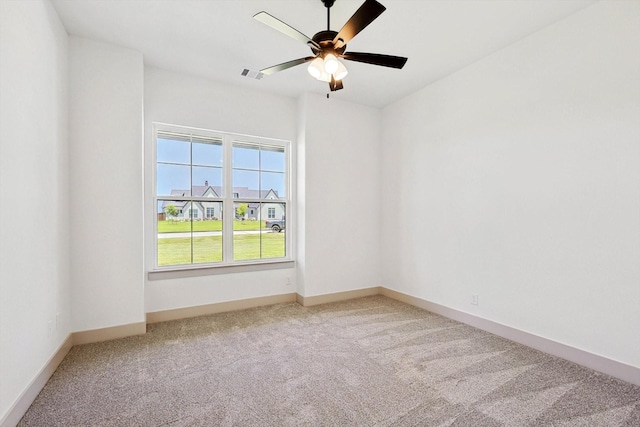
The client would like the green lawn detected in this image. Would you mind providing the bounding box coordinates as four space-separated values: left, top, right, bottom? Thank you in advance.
158 220 265 233
157 232 285 266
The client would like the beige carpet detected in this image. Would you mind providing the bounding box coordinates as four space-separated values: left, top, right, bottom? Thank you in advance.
19 296 640 426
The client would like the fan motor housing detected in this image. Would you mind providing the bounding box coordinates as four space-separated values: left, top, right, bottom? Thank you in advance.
311 30 346 55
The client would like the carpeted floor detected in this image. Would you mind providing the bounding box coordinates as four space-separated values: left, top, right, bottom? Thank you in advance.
19 296 640 426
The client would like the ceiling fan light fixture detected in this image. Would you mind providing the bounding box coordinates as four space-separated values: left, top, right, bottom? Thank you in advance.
307 57 324 79
318 70 332 82
323 53 339 74
334 61 348 80
252 0 408 93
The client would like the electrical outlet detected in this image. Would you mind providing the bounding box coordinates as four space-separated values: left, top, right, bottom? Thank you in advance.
471 294 479 306
286 277 293 286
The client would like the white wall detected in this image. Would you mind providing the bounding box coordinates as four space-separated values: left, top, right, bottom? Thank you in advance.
144 67 297 312
296 96 309 296
0 0 70 421
382 0 640 368
69 37 144 331
298 93 382 297
144 68 384 308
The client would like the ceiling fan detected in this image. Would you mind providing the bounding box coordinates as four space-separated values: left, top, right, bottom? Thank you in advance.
250 0 408 92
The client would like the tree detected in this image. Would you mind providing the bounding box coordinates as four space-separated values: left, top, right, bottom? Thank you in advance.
235 203 248 219
165 204 178 220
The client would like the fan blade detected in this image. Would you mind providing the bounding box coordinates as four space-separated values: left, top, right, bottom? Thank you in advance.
329 75 344 92
260 57 315 75
342 52 408 69
332 0 386 48
254 12 320 50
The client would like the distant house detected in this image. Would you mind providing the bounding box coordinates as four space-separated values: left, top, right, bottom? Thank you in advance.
161 182 285 221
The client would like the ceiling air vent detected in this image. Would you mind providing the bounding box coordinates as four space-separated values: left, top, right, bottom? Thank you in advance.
241 69 264 80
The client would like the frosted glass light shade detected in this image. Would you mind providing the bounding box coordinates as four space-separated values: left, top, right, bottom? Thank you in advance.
334 61 348 80
323 53 339 74
307 57 324 79
318 70 332 82
308 54 348 84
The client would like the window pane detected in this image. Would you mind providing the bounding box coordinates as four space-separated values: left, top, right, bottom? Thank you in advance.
158 234 194 266
157 200 192 266
233 142 259 170
192 199 223 263
192 167 222 196
259 230 285 259
262 202 286 259
192 233 223 264
158 200 187 221
192 138 222 167
232 170 259 198
233 201 262 261
202 201 222 220
233 201 258 221
233 202 286 261
261 171 286 199
156 200 223 265
261 145 285 172
157 135 190 164
157 164 190 196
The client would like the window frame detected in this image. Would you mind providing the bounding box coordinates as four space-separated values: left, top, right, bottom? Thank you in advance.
150 123 293 274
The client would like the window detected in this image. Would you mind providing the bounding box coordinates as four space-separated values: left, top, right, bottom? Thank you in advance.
154 124 290 268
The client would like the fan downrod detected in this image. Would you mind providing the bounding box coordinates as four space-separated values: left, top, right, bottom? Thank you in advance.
322 0 336 31
312 0 344 55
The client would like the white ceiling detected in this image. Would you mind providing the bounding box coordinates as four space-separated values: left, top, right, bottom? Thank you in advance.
51 0 598 108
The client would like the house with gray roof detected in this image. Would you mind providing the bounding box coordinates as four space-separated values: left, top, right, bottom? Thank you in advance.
162 181 284 221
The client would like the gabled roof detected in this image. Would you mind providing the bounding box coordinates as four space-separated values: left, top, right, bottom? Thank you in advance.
175 185 281 199
161 185 282 210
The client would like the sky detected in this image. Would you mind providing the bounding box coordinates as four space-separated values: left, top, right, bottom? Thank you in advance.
156 137 286 199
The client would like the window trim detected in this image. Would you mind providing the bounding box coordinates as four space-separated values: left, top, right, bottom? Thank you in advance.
150 122 293 273
148 260 295 280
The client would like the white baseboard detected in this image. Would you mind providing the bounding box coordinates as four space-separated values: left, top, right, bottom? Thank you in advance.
380 287 640 386
297 287 382 306
0 334 73 427
72 322 147 345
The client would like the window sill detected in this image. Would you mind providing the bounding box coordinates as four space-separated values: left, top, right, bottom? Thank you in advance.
148 260 295 281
